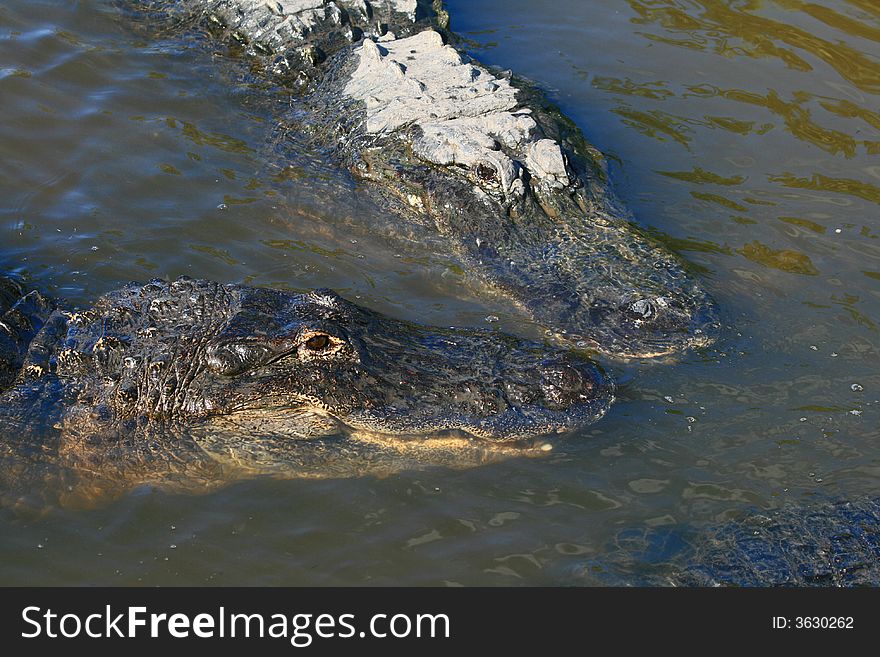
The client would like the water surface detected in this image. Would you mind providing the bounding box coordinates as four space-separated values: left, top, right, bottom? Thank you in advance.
0 0 878 584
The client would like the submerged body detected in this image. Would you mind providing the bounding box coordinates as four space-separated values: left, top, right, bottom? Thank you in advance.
0 275 611 502
587 497 880 587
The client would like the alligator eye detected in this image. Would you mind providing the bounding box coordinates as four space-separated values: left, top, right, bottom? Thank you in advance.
626 299 656 320
304 334 331 351
475 163 496 182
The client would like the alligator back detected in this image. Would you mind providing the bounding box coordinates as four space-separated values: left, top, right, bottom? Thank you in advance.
0 277 22 316
577 497 880 586
0 277 53 390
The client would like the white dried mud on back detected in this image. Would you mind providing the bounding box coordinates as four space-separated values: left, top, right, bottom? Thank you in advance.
343 29 571 194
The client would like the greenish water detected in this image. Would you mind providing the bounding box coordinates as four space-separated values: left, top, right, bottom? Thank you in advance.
0 0 878 584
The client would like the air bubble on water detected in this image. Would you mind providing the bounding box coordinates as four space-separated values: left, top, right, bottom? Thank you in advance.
686 416 696 423
834 228 842 234
799 417 807 422
485 315 499 323
851 383 863 391
809 345 818 351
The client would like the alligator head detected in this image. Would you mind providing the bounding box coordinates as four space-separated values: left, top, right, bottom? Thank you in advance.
46 277 612 479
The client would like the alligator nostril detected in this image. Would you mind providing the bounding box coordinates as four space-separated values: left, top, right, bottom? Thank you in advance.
556 364 583 390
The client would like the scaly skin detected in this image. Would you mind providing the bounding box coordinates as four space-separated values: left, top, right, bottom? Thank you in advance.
581 497 880 587
0 276 612 503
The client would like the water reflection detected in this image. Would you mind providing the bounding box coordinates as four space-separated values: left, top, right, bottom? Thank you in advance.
627 0 880 93
573 1 880 291
770 171 880 203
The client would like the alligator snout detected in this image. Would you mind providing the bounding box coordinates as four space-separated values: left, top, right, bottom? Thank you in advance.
192 284 616 445
456 349 614 441
578 291 720 359
539 355 599 409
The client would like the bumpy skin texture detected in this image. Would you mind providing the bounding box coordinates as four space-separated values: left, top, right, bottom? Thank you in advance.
584 498 880 587
126 0 720 359
683 498 880 586
0 276 612 501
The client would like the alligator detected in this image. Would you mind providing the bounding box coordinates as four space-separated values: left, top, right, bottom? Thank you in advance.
0 273 612 504
123 0 721 360
577 496 880 587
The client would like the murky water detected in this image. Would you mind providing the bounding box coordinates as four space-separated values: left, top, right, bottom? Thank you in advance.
0 0 877 584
